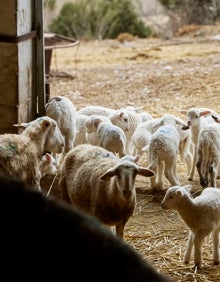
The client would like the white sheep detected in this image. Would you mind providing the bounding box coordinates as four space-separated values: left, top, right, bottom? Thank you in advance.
74 113 89 146
181 107 217 181
85 117 127 158
196 122 220 188
40 153 57 177
0 116 64 191
121 106 153 122
59 144 154 239
161 184 220 268
77 105 115 117
0 176 171 282
45 96 77 165
85 114 110 145
109 109 142 154
138 111 153 123
132 114 192 176
143 124 181 190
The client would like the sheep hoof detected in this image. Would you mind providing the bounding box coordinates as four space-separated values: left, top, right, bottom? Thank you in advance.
182 125 190 130
194 263 202 269
188 177 193 181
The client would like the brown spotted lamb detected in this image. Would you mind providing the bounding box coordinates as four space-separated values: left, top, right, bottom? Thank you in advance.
196 122 220 188
181 107 217 181
59 144 154 239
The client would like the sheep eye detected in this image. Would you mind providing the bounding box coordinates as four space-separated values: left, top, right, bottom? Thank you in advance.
124 118 128 122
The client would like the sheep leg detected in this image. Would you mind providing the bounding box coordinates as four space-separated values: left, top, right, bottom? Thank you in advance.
212 230 220 265
209 162 218 188
188 144 197 181
185 151 193 177
196 153 204 187
164 159 180 186
115 220 127 239
105 225 116 235
58 134 75 167
217 162 220 179
193 232 206 268
184 231 194 264
179 139 193 176
155 161 164 189
149 175 157 190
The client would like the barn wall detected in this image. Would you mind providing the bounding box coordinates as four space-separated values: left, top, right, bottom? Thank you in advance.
0 0 35 134
0 0 18 133
17 0 34 127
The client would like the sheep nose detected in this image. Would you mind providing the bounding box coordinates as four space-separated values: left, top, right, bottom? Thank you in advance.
161 202 166 209
123 189 132 199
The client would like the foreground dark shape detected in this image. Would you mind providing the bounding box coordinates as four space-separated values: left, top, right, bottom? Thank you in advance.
0 176 172 281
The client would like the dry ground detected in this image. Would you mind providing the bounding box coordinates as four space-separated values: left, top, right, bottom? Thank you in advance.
44 23 220 282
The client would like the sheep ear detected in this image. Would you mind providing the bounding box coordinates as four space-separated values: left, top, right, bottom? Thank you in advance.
133 155 140 163
94 118 102 127
45 153 51 162
200 110 211 117
42 119 51 128
180 110 187 115
212 115 220 123
137 167 155 177
119 112 124 118
176 189 184 197
13 122 29 129
100 168 116 180
183 184 192 193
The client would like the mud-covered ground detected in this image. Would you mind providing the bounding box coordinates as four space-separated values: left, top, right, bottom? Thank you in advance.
45 23 220 281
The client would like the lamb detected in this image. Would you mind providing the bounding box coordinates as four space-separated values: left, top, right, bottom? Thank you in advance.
133 114 192 176
77 105 115 117
84 114 110 145
181 107 218 181
0 176 171 282
138 111 153 123
45 96 77 165
143 124 181 190
121 106 153 122
74 113 89 146
40 153 57 177
161 184 220 268
109 109 142 154
196 122 220 188
85 117 127 157
0 116 64 191
59 144 154 239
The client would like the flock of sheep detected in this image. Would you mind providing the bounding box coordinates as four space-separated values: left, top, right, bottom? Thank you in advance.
0 94 220 277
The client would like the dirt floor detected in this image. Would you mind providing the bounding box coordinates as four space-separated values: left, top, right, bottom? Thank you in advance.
44 23 220 282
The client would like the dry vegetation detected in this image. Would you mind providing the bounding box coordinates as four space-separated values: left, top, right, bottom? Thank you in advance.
44 23 220 282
